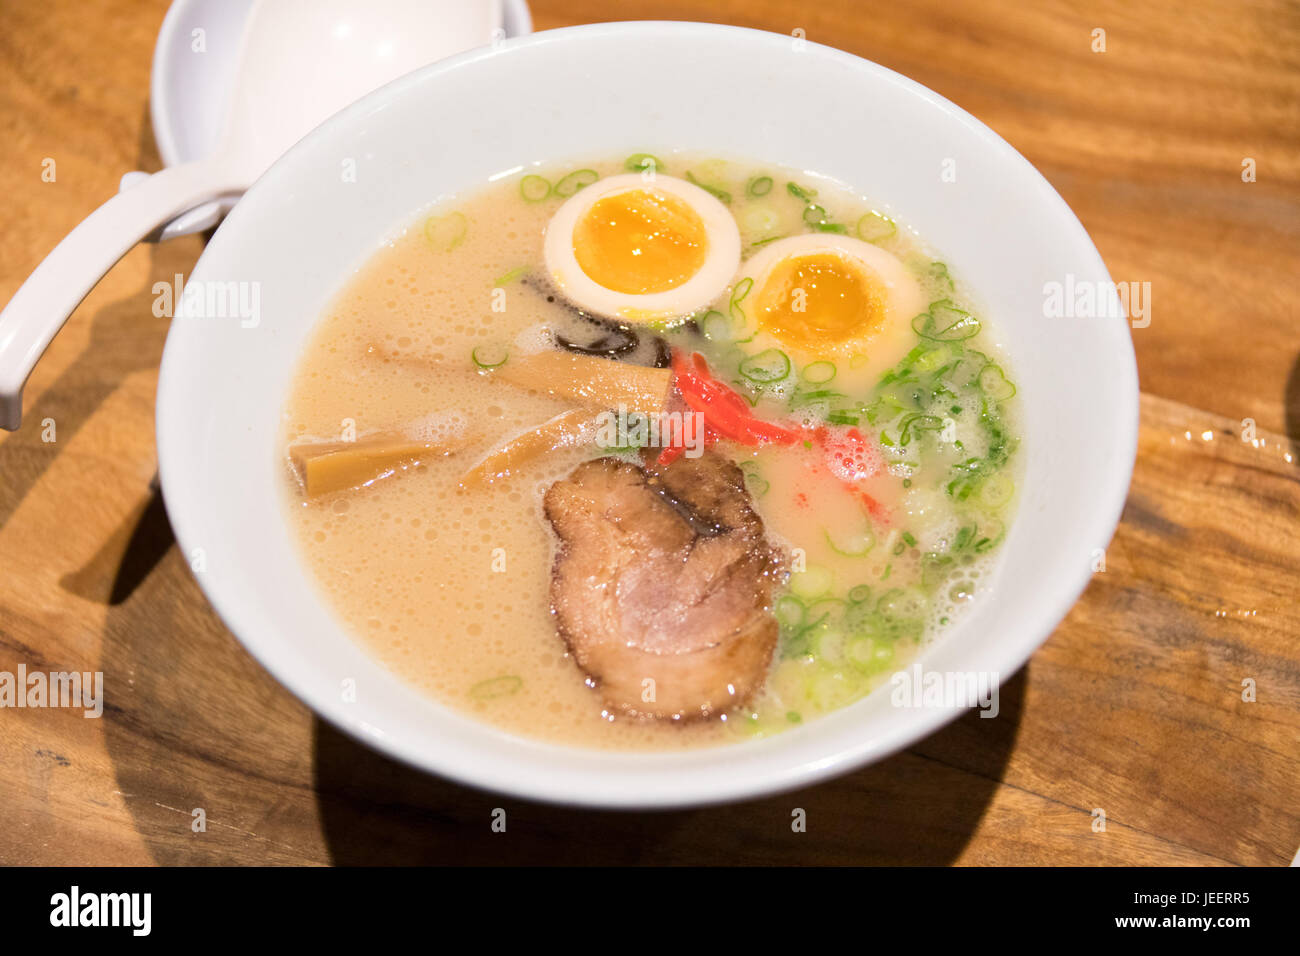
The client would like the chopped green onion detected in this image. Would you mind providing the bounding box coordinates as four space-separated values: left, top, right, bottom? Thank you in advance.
519 175 551 202
805 597 847 621
698 309 735 342
802 203 845 232
847 637 894 673
790 566 832 599
624 153 664 173
685 170 732 204
898 412 944 446
786 181 817 201
845 636 876 672
825 525 875 557
912 299 981 341
913 346 951 373
977 363 1017 401
492 266 528 286
877 587 927 619
789 388 843 409
978 473 1015 508
827 410 860 426
470 675 522 700
848 584 873 604
801 361 837 384
739 348 791 383
857 210 897 242
901 531 917 547
810 626 849 665
751 234 786 247
747 175 774 197
929 261 955 291
775 594 806 629
729 276 754 321
424 211 467 252
471 344 509 369
739 461 770 496
553 169 599 197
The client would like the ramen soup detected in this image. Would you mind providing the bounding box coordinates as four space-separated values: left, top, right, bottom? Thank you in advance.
281 153 1021 750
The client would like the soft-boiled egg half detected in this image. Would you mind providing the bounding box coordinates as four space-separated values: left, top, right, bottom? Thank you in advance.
543 173 741 324
730 233 926 387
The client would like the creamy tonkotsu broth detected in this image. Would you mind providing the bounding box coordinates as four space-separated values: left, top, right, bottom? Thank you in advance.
281 153 1021 750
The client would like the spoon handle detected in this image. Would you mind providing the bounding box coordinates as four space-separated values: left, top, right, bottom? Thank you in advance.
0 160 244 430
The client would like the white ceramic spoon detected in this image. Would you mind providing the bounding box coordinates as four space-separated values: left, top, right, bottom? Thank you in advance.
0 0 502 430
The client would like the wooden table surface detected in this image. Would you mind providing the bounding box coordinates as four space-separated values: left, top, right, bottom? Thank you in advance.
1 0 1297 866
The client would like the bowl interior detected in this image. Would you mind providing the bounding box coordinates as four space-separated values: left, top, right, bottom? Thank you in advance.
156 22 1137 807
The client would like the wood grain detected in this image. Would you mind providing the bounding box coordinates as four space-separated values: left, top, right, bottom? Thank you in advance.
0 0 1296 866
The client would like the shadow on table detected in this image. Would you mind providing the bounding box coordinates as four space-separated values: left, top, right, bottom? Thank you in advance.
0 103 194 539
313 671 1025 866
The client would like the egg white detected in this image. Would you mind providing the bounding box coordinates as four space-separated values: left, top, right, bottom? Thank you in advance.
730 233 927 387
543 173 741 324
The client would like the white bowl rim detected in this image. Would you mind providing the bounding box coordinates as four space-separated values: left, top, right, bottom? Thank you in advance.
156 20 1139 809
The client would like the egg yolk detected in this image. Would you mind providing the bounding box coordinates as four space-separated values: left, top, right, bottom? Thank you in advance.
572 189 709 295
754 252 886 351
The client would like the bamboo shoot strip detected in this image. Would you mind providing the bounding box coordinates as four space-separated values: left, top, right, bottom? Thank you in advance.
289 433 471 497
488 352 672 416
459 409 599 489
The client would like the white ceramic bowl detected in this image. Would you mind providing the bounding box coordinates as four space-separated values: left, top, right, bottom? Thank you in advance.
156 22 1138 808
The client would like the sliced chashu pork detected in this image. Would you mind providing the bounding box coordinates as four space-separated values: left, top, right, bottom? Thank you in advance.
543 450 782 720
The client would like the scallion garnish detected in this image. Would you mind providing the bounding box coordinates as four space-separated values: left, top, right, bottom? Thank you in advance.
686 170 732 204
977 363 1017 401
729 276 753 321
698 309 735 342
469 675 522 699
553 169 599 197
789 388 843 411
801 361 837 384
471 344 509 369
929 261 956 292
492 266 527 286
519 175 551 202
740 348 791 383
912 299 981 341
857 210 897 242
825 526 875 557
747 175 774 197
786 181 817 201
423 211 467 252
624 153 664 173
